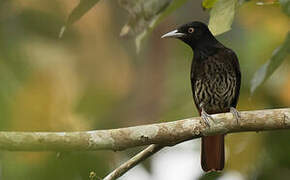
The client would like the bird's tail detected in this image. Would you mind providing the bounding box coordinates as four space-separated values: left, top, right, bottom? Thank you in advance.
201 134 224 172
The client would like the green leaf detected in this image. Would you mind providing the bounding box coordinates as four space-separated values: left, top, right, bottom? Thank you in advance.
119 0 189 52
250 32 290 94
280 0 290 16
208 0 237 35
59 0 100 38
202 0 219 9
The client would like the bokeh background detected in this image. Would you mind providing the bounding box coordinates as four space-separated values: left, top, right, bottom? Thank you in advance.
0 0 289 179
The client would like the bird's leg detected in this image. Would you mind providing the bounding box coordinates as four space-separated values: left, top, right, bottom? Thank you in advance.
201 108 214 127
230 107 241 124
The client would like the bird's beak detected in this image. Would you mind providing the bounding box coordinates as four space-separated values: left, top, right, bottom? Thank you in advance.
161 29 185 39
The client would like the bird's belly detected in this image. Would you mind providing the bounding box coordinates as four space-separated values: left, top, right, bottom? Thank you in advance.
194 75 236 113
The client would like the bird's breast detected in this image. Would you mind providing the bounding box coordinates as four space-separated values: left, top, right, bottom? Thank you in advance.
192 59 237 113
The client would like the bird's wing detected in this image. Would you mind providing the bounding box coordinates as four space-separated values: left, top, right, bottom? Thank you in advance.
190 58 202 114
224 48 241 108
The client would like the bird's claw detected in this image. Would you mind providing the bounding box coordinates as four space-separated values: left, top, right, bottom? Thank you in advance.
230 107 241 124
201 110 214 127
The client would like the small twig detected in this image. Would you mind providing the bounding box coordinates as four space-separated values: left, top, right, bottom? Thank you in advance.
103 144 164 180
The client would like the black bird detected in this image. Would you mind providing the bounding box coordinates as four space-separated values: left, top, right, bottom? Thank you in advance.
162 21 241 172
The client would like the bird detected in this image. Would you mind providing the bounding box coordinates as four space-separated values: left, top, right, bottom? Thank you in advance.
161 21 241 172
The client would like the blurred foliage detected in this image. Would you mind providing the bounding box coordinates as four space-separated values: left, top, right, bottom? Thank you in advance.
202 0 219 9
199 171 222 180
0 0 289 179
253 130 290 180
130 0 189 52
251 32 290 94
118 0 173 38
63 0 240 49
279 0 290 15
59 0 100 38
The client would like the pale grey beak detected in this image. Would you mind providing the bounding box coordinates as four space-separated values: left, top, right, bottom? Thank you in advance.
161 29 186 38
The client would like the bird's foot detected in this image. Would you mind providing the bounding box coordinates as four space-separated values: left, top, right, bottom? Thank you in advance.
201 109 214 127
230 107 241 124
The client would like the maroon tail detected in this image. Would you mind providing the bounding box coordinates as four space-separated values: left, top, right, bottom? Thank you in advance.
201 134 224 172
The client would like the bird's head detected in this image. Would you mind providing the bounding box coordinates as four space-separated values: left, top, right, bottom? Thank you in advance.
161 21 216 49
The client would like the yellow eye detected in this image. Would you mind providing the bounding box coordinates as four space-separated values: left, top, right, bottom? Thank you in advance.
188 27 194 33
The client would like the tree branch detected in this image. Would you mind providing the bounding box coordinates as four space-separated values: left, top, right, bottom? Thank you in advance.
103 144 164 180
0 108 288 151
102 107 290 180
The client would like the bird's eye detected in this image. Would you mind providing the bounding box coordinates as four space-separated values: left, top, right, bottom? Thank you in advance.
188 27 194 33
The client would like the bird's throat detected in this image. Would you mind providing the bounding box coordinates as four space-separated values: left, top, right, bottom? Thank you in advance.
193 44 220 60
